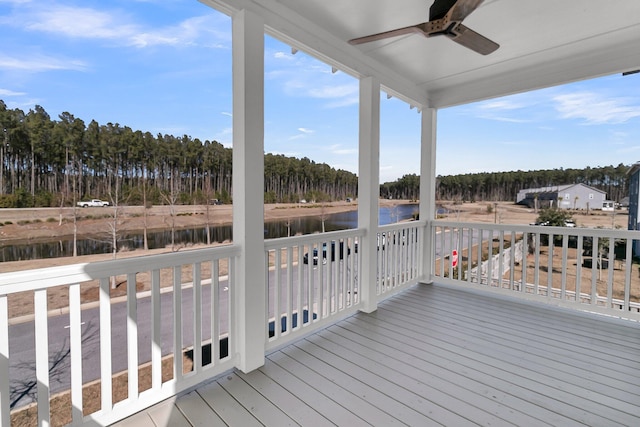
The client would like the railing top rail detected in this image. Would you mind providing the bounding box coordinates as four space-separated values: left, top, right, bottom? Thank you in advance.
0 244 241 295
264 228 363 250
379 220 426 232
433 220 640 239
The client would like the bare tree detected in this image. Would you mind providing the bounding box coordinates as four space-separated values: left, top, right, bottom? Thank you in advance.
142 176 149 250
162 184 179 252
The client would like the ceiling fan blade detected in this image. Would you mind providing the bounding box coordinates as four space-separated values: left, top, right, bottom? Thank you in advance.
447 0 485 23
448 23 499 55
429 0 458 20
348 24 427 45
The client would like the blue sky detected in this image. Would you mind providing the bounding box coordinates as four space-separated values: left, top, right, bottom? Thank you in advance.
1 0 640 183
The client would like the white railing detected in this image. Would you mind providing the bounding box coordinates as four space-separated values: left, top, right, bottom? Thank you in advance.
8 218 636 426
376 222 424 299
431 221 640 321
0 245 239 426
264 229 363 350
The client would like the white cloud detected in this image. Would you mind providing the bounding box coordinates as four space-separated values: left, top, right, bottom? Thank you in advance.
0 53 87 72
478 99 524 111
6 3 229 49
328 144 356 155
273 51 293 60
298 127 313 134
0 88 26 96
266 45 358 108
308 84 357 100
553 91 640 124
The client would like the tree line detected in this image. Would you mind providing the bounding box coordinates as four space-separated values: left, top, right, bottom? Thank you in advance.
0 101 357 208
433 164 630 202
2 100 629 207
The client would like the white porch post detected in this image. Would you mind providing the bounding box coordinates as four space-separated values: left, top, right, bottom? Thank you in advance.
358 76 380 313
232 9 266 372
419 108 437 282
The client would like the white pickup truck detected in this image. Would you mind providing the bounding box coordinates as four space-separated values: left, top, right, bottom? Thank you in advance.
77 199 110 208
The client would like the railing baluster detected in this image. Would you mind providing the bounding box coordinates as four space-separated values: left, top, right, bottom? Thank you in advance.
307 244 314 320
607 238 614 308
498 230 504 288
576 236 583 302
193 262 202 373
318 241 325 317
591 236 599 306
561 234 568 299
487 229 494 286
509 231 515 290
286 247 293 330
151 270 161 390
547 234 553 297
99 278 113 411
439 227 446 278
172 265 184 379
34 289 51 426
297 246 304 322
625 239 633 311
274 248 281 336
377 232 383 292
521 232 528 293
534 232 540 295
173 267 183 379
467 227 473 283
0 295 8 427
69 283 84 423
211 260 220 364
330 243 336 310
126 274 138 400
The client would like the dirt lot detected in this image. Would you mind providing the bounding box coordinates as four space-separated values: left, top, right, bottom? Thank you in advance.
438 201 627 228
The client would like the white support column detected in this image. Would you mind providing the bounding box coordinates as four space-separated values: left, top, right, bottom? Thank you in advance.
232 9 266 372
358 76 380 313
419 108 437 282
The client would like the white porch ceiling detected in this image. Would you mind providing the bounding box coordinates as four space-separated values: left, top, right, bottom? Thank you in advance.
201 0 640 108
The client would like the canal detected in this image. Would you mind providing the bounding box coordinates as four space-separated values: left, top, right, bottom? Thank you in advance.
1 204 419 262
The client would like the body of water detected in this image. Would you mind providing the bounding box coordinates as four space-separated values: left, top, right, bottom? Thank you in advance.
0 204 419 262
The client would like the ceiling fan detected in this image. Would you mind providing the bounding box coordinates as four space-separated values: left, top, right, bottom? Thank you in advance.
348 0 499 55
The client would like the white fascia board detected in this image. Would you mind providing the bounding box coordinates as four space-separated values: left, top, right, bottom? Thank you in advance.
199 0 429 108
429 26 640 108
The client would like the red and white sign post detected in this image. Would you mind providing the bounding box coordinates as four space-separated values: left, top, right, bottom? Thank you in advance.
451 249 459 268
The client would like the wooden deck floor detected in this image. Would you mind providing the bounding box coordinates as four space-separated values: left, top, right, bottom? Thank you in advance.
116 283 640 426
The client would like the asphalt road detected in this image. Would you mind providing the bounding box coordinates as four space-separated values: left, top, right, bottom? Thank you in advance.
7 260 348 409
8 275 232 409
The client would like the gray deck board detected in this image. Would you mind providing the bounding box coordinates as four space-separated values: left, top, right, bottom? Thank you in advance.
115 283 640 427
175 390 228 426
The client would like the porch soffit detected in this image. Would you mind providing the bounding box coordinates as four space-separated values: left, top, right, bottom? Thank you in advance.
201 0 640 109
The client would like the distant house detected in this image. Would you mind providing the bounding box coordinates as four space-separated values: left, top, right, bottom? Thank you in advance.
619 196 630 208
627 163 640 254
516 183 606 210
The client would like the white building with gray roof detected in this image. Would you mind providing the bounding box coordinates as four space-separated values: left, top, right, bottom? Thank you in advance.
516 183 607 210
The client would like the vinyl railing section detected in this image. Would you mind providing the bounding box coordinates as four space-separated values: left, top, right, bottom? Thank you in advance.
376 222 424 299
264 229 363 350
0 245 239 427
431 221 640 321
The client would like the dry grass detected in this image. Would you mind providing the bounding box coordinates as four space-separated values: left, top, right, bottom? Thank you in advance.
10 355 181 427
436 236 640 303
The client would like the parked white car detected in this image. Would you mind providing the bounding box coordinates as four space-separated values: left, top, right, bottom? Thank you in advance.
76 199 110 208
